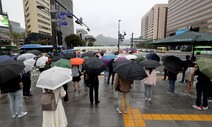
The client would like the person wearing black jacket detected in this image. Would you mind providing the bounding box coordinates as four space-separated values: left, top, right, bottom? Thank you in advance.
1 75 27 118
180 55 192 83
107 59 115 85
22 70 32 97
167 71 178 93
87 73 100 105
193 66 211 110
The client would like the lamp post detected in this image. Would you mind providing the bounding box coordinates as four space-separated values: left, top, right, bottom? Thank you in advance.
117 20 121 53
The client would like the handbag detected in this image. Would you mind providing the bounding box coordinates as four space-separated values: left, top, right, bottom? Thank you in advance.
40 90 59 111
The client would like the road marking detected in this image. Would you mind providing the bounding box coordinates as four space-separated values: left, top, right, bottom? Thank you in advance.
123 107 212 127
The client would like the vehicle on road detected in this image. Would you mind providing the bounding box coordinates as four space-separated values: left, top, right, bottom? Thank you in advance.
156 47 167 53
194 46 212 55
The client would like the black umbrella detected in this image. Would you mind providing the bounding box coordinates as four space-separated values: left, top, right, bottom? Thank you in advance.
81 51 96 58
51 55 62 62
82 57 106 75
140 60 161 69
113 60 147 80
63 53 76 59
0 60 25 83
162 55 183 72
146 53 160 61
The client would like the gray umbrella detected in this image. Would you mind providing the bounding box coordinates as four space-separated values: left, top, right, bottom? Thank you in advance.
140 60 161 69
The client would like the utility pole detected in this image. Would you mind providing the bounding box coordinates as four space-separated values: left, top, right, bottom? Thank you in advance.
50 0 57 56
131 33 134 50
117 20 121 53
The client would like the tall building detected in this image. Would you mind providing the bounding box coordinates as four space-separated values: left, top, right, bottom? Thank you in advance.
141 4 168 41
167 0 212 36
23 0 74 47
10 21 25 33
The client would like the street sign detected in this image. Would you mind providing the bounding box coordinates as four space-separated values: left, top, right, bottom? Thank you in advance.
59 21 68 26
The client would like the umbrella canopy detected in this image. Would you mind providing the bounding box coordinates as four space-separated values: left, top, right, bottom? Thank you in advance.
125 54 137 60
51 55 62 62
146 53 160 61
113 60 147 80
162 55 183 72
0 55 14 63
70 58 84 65
151 31 212 45
63 53 76 59
36 66 72 90
52 58 71 69
0 60 25 83
115 56 127 62
23 58 36 72
81 51 96 58
141 60 161 69
197 57 212 79
135 54 145 62
36 56 48 67
17 53 36 61
102 54 117 61
26 50 41 56
82 57 106 75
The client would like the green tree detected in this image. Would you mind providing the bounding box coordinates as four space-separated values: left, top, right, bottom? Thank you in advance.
65 34 82 49
87 42 94 46
31 40 47 45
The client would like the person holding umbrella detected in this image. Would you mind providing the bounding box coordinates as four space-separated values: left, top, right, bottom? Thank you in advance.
193 65 211 110
167 70 178 93
107 59 115 85
143 68 157 101
114 74 133 114
2 75 27 118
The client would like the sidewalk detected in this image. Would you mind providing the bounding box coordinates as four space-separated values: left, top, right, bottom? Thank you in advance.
0 72 212 127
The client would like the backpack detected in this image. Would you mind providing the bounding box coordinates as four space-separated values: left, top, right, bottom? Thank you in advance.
40 90 59 111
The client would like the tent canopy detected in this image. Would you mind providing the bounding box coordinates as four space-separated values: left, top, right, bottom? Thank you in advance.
151 31 212 45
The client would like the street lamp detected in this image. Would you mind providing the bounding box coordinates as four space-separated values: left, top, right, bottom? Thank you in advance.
117 20 126 53
117 20 121 53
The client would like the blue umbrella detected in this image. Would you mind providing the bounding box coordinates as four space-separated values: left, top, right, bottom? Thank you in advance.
102 54 117 61
0 55 14 63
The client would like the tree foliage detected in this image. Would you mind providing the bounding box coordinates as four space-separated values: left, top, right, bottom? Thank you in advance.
65 34 82 49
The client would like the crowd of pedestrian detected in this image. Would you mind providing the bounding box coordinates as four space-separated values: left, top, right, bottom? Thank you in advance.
0 51 212 127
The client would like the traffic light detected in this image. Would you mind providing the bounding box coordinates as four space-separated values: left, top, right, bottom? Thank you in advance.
57 30 63 45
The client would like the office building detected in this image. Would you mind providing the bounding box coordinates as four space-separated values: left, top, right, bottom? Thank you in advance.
167 0 212 36
141 4 168 41
23 0 74 47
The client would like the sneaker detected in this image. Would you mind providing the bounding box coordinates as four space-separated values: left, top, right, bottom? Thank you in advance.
18 112 27 118
116 108 122 114
148 98 152 101
145 98 148 101
12 114 16 118
202 106 208 110
124 110 128 114
193 105 202 111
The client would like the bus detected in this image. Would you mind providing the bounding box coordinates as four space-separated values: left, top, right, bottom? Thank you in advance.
194 46 212 55
20 44 65 54
156 47 167 53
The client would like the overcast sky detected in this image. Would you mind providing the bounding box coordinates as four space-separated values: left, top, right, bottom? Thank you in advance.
2 0 168 39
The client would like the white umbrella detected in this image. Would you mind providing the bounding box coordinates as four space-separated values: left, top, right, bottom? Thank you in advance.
36 56 48 67
23 58 36 72
36 66 72 90
125 54 137 60
17 53 36 61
